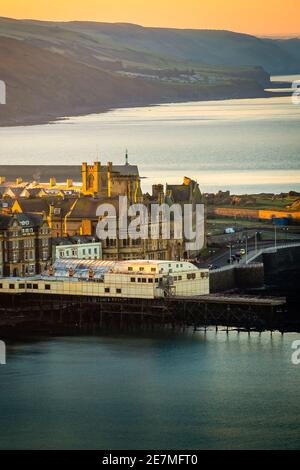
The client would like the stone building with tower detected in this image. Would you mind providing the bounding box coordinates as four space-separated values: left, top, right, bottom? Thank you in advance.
0 156 206 265
81 155 143 203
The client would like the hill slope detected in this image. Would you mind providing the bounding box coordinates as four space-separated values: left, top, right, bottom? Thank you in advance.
0 17 297 126
0 17 299 74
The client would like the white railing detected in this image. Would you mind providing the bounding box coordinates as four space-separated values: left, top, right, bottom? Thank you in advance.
245 241 300 265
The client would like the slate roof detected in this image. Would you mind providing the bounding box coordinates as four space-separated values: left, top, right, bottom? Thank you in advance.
14 213 44 229
15 198 49 214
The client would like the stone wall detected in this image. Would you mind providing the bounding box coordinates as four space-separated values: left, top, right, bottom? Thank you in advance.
210 263 264 293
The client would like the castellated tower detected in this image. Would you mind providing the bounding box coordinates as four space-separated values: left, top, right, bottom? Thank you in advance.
82 162 101 195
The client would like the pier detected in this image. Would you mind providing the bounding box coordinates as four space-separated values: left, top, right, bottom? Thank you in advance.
0 291 287 333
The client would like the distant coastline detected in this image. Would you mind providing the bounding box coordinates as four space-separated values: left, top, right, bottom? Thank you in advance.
2 17 299 128
0 89 289 128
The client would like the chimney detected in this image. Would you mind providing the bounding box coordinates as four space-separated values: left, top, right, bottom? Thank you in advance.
66 179 73 189
50 177 56 188
16 178 22 185
0 176 6 184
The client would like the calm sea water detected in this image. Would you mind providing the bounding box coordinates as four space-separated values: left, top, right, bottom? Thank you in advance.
0 330 299 450
0 75 299 194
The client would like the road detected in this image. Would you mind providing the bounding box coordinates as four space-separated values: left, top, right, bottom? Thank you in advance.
199 239 299 269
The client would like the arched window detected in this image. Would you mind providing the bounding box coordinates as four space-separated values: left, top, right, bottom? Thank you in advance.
88 174 94 190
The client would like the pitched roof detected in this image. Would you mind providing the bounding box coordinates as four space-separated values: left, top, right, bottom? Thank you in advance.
67 197 119 219
14 213 44 229
21 188 42 197
67 198 101 219
14 198 49 213
4 187 24 197
111 164 139 176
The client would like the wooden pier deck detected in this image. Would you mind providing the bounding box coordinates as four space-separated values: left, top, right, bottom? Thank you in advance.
0 291 288 333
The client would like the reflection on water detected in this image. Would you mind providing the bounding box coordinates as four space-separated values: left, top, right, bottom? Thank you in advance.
0 91 299 194
0 330 299 450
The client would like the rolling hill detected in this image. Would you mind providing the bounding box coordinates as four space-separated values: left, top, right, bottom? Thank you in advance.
0 17 298 126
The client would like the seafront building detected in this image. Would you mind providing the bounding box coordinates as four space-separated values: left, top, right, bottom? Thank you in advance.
53 237 102 262
0 259 210 298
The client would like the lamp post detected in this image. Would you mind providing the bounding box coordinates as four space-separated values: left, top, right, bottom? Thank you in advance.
229 243 232 264
255 231 258 253
245 235 248 264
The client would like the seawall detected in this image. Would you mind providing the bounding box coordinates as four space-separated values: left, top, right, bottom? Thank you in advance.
210 263 264 293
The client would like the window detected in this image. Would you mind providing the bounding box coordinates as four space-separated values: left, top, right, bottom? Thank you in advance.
45 284 51 291
187 273 196 280
139 267 144 271
19 284 25 289
178 276 182 281
148 278 153 283
142 278 146 283
130 278 136 283
138 278 142 283
27 283 32 289
128 267 133 272
9 284 15 289
33 284 38 290
105 288 110 293
116 288 122 294
155 278 159 283
151 268 156 272
0 284 2 289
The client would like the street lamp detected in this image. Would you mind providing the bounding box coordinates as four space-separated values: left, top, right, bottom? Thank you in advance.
255 231 258 253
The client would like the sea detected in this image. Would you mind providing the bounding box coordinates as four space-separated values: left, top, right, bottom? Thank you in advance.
0 75 299 194
0 330 299 450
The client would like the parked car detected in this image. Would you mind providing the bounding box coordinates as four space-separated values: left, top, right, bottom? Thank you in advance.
224 227 236 234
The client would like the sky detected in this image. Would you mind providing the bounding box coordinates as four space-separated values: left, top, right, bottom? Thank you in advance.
0 0 299 37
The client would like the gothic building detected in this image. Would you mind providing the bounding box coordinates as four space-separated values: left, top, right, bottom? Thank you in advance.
0 213 51 277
